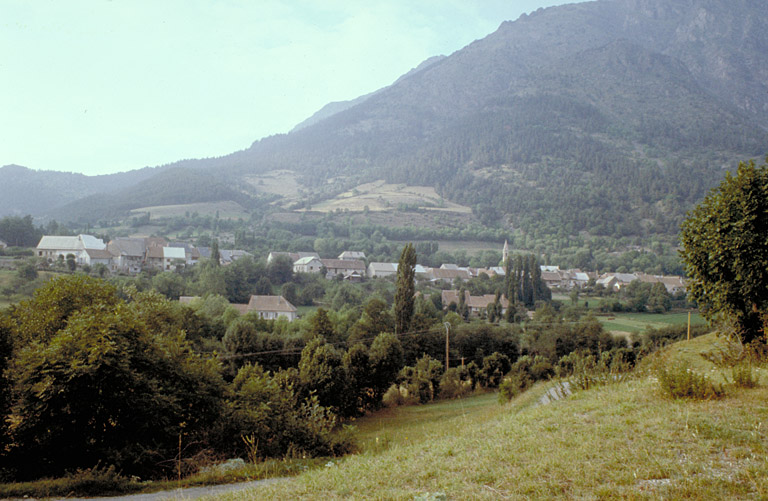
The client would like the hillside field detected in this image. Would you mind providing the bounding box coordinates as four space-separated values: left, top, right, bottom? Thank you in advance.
308 181 472 214
231 333 768 499
129 201 250 220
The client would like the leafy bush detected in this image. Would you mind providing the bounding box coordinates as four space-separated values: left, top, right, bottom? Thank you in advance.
439 364 478 400
726 364 760 389
382 384 418 407
498 372 531 402
557 349 633 391
657 364 725 400
479 352 512 388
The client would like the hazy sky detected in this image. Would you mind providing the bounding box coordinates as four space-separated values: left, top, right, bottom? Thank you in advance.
3 1 574 176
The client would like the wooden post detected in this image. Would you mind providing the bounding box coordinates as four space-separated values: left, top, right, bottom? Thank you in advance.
687 311 691 341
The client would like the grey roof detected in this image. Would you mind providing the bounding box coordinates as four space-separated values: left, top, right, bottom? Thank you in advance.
247 295 297 312
368 262 398 273
37 236 83 251
220 249 252 263
108 238 146 257
85 248 113 259
295 256 321 265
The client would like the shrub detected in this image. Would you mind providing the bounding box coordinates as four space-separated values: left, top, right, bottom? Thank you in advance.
726 363 760 389
657 364 725 400
382 384 418 407
498 372 531 402
479 352 512 388
439 365 476 400
557 349 633 391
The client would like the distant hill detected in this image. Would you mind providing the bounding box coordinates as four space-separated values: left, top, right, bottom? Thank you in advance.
55 167 260 223
4 0 767 236
0 164 161 218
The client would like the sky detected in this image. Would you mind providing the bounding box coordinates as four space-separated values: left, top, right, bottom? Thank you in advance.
2 1 574 176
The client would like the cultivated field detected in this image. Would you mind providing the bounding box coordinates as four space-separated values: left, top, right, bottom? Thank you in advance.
309 180 472 214
599 311 705 334
244 170 303 198
130 201 250 220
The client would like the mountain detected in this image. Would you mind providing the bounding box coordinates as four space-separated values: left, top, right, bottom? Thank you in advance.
0 164 162 218
290 55 448 132
5 0 767 237
55 167 260 223
209 0 767 236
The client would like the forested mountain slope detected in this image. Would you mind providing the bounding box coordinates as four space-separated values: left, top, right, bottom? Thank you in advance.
198 0 766 237
8 0 768 235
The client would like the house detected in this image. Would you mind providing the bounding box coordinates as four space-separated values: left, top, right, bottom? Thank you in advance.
613 273 639 289
344 270 365 282
294 256 324 273
169 242 201 266
219 249 252 265
441 290 509 316
596 275 619 291
83 248 113 267
163 246 187 270
107 238 146 274
541 270 565 289
36 234 107 265
635 272 687 294
267 251 319 265
247 295 298 321
424 267 471 283
367 262 398 278
488 266 506 276
145 245 165 270
338 251 366 260
320 259 366 278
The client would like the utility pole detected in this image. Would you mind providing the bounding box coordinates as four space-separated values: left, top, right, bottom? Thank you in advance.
444 322 451 370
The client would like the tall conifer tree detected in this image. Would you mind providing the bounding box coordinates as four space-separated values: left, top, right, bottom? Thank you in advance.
394 243 417 335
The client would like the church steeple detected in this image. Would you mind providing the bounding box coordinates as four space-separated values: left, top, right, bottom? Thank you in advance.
502 239 509 264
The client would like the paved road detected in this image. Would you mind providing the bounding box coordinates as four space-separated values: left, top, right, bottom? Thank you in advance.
29 477 287 501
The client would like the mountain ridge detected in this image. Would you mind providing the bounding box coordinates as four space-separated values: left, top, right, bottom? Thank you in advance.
3 0 766 237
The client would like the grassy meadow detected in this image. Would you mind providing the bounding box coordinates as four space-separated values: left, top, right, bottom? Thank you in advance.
308 181 471 214
227 332 768 500
130 201 250 220
598 311 705 334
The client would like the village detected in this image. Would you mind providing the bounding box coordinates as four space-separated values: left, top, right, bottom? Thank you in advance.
33 234 687 322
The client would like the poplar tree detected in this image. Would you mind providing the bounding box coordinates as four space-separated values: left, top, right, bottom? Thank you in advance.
394 243 417 335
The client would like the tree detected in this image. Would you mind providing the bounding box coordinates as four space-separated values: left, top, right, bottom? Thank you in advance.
4 277 225 479
394 243 417 335
211 240 221 267
680 158 768 344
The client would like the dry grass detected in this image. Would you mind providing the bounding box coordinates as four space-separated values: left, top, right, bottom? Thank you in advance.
308 180 471 214
244 170 303 198
130 201 250 220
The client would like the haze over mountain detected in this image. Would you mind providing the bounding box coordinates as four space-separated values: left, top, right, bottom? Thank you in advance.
4 0 767 238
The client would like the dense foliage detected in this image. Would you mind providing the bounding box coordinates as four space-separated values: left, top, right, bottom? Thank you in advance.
680 158 768 343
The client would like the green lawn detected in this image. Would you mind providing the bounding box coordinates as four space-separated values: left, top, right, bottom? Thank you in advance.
295 305 318 318
598 311 705 333
351 392 502 453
